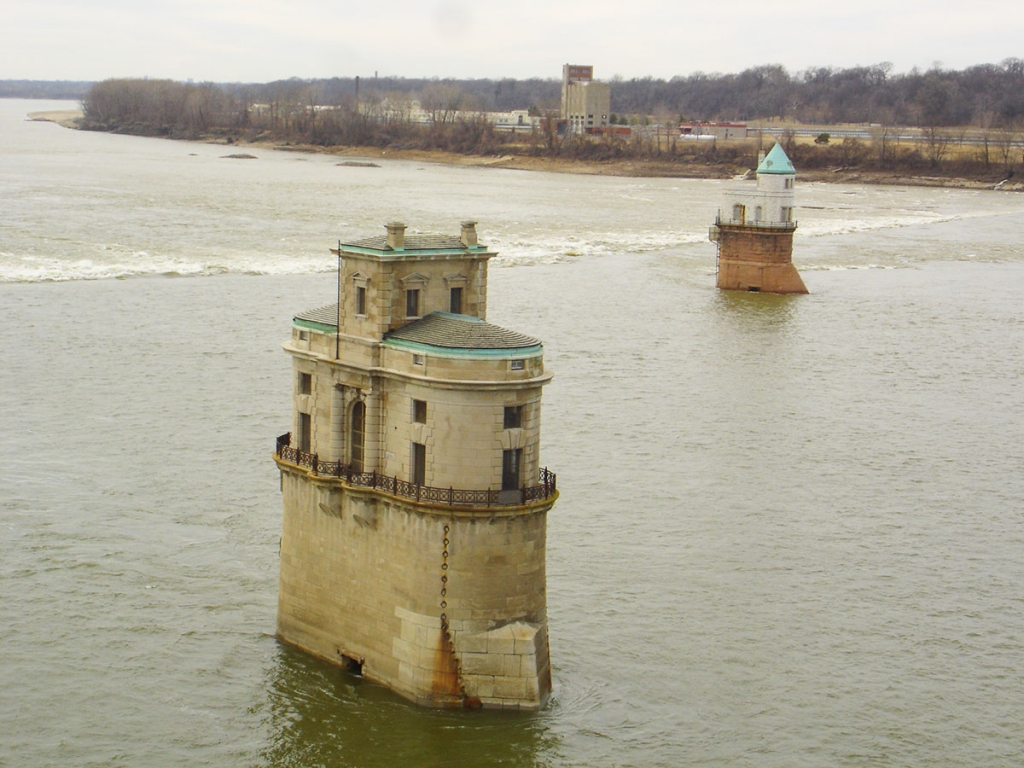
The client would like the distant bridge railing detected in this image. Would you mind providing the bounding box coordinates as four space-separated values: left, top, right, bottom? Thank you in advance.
275 433 556 507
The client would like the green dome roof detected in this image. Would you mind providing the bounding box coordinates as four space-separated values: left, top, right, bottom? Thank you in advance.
757 142 796 175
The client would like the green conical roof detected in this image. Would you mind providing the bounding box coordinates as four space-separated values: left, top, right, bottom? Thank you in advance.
757 142 796 175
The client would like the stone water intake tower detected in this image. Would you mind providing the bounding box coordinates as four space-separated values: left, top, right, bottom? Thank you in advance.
709 142 808 294
273 221 558 709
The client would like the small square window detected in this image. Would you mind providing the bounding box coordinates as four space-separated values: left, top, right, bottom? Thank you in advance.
413 399 427 423
412 354 425 366
504 405 523 429
510 359 525 371
298 372 312 395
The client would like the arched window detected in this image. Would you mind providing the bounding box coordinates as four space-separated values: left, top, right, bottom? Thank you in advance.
754 206 763 222
732 204 744 223
350 401 365 472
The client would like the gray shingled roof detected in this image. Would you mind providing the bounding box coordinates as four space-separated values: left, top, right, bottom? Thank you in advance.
345 234 470 251
386 312 541 350
294 304 339 328
293 307 541 352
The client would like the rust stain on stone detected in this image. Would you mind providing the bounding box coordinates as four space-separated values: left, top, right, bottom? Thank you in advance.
431 628 461 695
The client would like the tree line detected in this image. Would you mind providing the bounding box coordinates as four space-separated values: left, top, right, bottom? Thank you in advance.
0 79 92 99
610 59 1024 129
76 62 1024 179
80 59 1024 131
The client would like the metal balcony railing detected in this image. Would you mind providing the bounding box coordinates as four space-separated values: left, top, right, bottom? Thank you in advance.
275 433 557 507
715 213 797 230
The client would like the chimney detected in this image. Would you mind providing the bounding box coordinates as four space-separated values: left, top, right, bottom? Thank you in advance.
460 220 478 247
385 221 406 250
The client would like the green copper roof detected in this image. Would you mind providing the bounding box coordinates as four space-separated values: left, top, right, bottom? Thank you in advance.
757 143 796 175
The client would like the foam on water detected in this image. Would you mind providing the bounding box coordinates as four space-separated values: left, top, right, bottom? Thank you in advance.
0 251 338 282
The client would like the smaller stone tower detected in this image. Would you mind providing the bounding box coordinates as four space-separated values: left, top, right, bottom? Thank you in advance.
709 142 808 294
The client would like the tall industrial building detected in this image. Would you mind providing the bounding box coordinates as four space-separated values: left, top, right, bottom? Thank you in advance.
561 64 611 133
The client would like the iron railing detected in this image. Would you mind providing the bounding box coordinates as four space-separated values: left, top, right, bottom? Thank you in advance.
715 213 797 230
275 433 556 507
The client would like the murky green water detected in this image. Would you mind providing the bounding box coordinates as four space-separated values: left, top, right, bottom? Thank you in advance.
3 100 1024 767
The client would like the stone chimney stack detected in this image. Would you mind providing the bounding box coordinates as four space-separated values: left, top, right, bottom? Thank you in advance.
460 221 478 247
386 221 406 249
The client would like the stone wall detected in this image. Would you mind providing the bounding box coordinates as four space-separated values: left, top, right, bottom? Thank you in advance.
338 251 490 339
381 378 544 490
276 465 553 709
716 225 808 294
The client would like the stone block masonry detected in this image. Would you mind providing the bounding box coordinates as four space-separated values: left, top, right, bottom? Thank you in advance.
276 467 554 709
716 226 808 294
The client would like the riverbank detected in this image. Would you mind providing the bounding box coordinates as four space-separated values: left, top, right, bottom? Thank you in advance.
264 142 1024 192
29 108 1023 192
27 108 82 125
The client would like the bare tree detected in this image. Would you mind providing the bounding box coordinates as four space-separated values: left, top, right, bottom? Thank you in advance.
420 81 464 125
994 119 1021 172
870 124 897 168
923 126 952 167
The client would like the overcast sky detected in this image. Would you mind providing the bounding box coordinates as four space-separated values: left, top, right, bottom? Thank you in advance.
2 0 1020 83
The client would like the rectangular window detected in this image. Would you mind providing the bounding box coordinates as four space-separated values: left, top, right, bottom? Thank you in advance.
298 413 311 453
504 405 523 429
412 354 424 366
355 285 367 315
412 442 426 486
298 372 312 395
510 359 525 371
502 448 522 490
449 286 463 314
406 289 420 318
413 399 427 424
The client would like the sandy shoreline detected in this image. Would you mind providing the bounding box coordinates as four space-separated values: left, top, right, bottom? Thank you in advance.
263 142 1024 191
27 109 82 126
26 108 1022 192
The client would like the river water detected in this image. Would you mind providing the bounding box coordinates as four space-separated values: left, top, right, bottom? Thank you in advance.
3 99 1024 767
